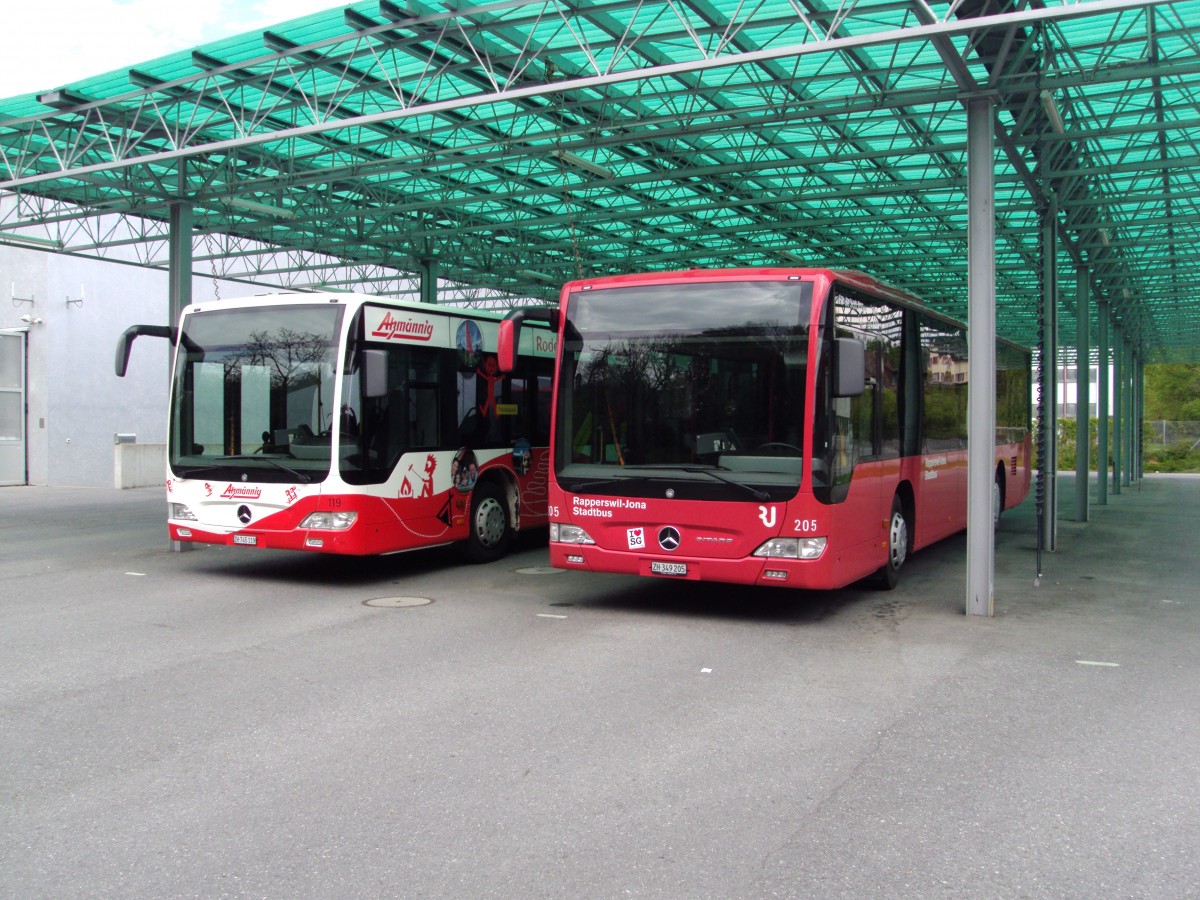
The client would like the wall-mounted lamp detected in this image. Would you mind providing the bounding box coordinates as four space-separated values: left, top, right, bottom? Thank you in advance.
1039 89 1066 135
19 314 44 325
11 283 34 307
66 284 85 309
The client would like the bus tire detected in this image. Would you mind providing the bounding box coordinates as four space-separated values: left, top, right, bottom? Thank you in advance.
993 470 1005 528
872 494 909 590
463 480 512 563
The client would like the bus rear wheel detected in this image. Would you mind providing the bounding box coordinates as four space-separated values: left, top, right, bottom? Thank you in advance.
872 494 909 590
463 480 512 563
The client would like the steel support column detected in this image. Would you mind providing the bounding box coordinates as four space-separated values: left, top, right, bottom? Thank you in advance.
167 181 193 554
168 202 192 334
1113 327 1123 495
1041 202 1059 551
1074 266 1090 522
1122 341 1133 487
1136 350 1145 479
1123 345 1132 487
1096 298 1109 506
966 97 996 618
418 257 438 305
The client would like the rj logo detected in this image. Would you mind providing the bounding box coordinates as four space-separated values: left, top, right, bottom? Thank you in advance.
758 505 777 528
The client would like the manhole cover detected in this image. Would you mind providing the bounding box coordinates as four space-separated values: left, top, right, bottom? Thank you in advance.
363 596 434 608
514 566 565 576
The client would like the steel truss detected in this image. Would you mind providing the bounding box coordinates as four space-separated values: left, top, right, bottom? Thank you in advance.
0 0 1197 350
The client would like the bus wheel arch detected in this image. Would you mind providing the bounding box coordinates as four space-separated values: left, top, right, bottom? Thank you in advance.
872 485 913 590
462 475 515 563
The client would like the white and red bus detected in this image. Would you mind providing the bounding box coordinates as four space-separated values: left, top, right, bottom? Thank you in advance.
116 292 555 560
500 268 1030 589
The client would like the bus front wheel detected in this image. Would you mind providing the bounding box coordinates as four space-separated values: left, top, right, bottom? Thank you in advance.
872 494 909 590
464 480 512 563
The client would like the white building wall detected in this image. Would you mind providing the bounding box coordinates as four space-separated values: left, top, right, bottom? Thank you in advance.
0 242 239 487
2 246 48 483
1055 364 1115 419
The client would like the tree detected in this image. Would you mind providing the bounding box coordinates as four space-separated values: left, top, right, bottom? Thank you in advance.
1144 364 1200 421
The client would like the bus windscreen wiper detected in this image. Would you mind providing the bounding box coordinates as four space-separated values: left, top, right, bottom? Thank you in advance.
566 475 646 493
670 465 771 501
621 464 771 501
215 455 313 483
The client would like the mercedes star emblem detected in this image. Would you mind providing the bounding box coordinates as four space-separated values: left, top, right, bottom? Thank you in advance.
658 526 681 551
237 505 253 525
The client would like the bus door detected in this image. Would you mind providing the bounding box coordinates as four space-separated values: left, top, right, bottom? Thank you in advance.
813 341 877 561
820 293 903 565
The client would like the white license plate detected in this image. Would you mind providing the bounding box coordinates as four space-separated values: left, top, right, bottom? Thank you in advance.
650 560 687 576
233 534 258 545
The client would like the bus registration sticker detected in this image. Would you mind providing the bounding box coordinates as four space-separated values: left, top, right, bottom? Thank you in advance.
627 527 646 550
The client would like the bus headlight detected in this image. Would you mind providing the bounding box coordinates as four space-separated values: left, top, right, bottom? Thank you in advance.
753 536 826 559
299 511 358 530
550 522 595 544
170 503 197 521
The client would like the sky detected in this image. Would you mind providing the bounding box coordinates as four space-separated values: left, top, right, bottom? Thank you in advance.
1 0 344 98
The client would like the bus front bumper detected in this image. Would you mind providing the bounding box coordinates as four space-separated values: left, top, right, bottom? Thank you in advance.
549 543 842 589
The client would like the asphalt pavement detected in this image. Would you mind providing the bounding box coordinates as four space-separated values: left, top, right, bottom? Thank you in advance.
2 475 1198 898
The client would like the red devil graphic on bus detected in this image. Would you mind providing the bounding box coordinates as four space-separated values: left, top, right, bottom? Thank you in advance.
401 453 438 498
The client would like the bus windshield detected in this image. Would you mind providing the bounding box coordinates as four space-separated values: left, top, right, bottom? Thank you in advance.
558 279 813 500
169 303 345 482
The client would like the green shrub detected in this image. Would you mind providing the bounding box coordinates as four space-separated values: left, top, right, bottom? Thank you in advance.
1143 441 1200 473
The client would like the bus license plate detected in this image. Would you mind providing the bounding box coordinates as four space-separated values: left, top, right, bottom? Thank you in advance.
233 534 257 546
651 560 687 576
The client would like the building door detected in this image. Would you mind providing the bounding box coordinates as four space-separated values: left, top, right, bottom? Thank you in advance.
0 331 26 485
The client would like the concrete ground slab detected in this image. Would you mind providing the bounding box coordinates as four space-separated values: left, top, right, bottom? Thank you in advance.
1 475 1197 897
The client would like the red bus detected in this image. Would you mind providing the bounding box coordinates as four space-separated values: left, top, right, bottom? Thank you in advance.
500 268 1030 589
116 292 554 560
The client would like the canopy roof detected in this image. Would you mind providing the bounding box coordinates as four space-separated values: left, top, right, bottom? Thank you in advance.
1 0 1198 360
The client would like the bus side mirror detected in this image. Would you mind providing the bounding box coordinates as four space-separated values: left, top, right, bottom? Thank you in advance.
498 306 559 373
498 317 520 374
363 348 388 398
114 324 176 377
834 337 866 397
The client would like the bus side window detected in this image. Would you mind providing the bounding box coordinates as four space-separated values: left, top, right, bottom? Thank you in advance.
536 371 552 445
409 385 439 447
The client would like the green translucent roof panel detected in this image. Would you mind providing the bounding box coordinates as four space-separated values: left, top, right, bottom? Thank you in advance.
1 0 1198 359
